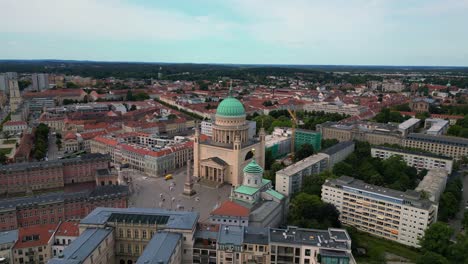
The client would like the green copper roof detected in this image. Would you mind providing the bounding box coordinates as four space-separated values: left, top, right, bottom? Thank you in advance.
265 189 285 200
262 179 271 185
243 160 264 174
235 185 259 196
216 97 246 117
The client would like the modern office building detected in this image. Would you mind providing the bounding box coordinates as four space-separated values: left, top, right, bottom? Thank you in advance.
403 133 468 160
275 153 329 196
371 146 454 174
303 101 367 116
294 129 322 152
322 176 438 247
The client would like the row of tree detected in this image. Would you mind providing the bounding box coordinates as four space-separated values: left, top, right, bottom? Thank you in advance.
32 124 49 160
418 222 468 264
447 115 468 138
333 141 425 191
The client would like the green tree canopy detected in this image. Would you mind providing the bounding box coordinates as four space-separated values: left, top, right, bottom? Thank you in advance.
419 222 453 256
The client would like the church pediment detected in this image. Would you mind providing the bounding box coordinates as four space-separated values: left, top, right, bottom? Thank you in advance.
201 157 229 169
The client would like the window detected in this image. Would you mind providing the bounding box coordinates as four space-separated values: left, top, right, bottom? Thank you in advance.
127 229 131 238
142 230 147 239
134 230 139 239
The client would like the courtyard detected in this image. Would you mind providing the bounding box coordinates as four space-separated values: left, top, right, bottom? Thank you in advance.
126 165 231 221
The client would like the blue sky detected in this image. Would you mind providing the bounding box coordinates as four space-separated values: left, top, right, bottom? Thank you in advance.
1 0 468 66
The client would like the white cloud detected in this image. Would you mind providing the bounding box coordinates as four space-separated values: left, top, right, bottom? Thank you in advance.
228 0 393 49
0 0 234 41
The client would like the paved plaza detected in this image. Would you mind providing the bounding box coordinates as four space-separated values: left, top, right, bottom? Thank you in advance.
126 166 231 222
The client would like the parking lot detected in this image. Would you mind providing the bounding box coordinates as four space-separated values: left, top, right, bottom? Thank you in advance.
126 166 231 222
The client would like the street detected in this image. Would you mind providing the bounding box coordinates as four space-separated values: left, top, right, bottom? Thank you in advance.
126 166 231 222
47 133 61 160
449 167 468 237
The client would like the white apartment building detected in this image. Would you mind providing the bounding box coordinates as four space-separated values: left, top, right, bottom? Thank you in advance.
322 176 438 248
371 146 454 174
275 153 328 196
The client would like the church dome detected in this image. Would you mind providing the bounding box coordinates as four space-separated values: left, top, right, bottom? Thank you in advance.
243 159 263 174
216 97 245 117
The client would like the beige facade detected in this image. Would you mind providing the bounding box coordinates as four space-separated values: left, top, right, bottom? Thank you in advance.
403 134 468 160
322 176 438 248
317 121 403 146
193 99 265 187
194 128 265 186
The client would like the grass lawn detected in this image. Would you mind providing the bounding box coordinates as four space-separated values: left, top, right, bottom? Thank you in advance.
2 139 17 144
354 231 421 263
0 148 12 155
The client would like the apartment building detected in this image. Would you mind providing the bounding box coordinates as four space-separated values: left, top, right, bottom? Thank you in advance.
209 225 355 264
322 176 438 247
403 133 468 160
275 153 329 196
12 224 57 264
371 146 454 174
49 228 115 264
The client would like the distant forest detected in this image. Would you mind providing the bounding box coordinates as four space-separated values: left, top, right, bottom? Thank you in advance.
1 60 467 83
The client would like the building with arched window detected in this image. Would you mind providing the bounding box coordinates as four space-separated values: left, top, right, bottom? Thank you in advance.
193 91 265 187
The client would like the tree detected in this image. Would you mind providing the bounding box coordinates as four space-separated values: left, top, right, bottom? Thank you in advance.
321 139 339 149
294 143 315 161
126 90 134 101
264 149 274 170
419 222 453 256
447 235 468 263
0 152 7 165
288 193 340 229
262 100 273 107
417 252 448 264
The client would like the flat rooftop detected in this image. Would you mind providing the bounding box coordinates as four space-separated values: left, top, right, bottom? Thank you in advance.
49 228 113 264
398 118 420 130
136 232 182 264
324 176 434 210
80 207 198 230
269 226 350 250
320 141 355 156
276 153 328 177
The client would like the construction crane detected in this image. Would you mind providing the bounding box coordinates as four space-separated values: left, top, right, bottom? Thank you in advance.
287 108 299 157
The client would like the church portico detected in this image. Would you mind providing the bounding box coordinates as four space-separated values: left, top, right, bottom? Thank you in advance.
199 157 228 183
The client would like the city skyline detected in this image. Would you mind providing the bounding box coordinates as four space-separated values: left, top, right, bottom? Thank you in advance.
1 0 468 66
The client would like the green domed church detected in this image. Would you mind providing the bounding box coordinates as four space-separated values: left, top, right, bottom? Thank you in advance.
193 90 265 186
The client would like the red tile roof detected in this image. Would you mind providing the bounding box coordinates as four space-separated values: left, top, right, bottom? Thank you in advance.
211 201 250 217
14 224 58 249
4 121 27 126
93 136 119 146
56 221 79 237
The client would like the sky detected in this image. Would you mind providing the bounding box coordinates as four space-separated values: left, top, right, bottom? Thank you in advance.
1 0 468 66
